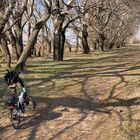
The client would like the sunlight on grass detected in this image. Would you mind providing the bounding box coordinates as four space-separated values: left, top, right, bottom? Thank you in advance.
0 46 140 140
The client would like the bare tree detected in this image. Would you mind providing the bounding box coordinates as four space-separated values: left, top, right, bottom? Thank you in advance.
87 0 140 50
0 0 16 68
47 0 79 61
15 0 52 71
1 0 140 70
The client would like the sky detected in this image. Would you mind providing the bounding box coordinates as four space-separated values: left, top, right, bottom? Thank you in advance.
135 28 140 38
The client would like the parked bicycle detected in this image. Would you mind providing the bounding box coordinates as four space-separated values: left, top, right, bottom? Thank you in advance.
3 90 36 129
3 69 36 129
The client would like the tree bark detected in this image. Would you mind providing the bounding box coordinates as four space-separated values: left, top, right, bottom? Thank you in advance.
0 37 11 68
15 19 23 59
53 31 61 61
6 22 19 60
44 38 51 54
15 21 44 71
81 24 90 54
53 30 65 61
0 1 16 38
108 43 114 50
98 33 105 51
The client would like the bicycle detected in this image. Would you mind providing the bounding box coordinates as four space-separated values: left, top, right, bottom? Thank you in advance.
3 89 36 129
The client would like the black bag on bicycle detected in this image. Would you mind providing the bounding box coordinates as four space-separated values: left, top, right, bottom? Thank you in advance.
3 94 18 108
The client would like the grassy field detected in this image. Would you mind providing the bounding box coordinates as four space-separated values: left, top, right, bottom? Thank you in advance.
0 46 140 140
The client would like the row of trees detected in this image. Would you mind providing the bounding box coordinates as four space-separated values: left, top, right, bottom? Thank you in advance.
0 0 140 70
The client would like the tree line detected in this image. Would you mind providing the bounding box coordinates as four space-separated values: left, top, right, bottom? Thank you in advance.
0 0 140 71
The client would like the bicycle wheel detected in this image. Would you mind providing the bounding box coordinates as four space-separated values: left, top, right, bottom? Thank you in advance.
26 96 36 111
10 108 20 129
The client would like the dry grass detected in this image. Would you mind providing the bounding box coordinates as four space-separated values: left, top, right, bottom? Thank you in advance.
0 46 140 140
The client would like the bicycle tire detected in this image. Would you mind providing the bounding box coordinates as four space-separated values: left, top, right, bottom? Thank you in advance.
10 108 20 129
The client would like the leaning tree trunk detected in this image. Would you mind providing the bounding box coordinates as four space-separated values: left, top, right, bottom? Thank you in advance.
15 21 44 71
81 24 90 54
15 20 23 59
0 37 11 68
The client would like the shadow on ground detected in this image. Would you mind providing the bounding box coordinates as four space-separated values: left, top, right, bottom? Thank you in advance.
0 46 140 140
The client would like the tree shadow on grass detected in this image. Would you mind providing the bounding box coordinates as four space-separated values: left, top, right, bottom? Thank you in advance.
0 73 140 140
0 47 140 139
18 60 140 139
9 89 138 140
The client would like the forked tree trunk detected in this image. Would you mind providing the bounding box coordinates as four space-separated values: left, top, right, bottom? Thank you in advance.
15 21 44 71
52 12 78 61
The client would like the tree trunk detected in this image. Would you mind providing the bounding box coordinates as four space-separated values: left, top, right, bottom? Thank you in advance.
0 37 11 68
45 38 51 54
0 1 16 38
60 31 65 60
6 23 18 60
81 24 90 54
93 40 98 50
15 21 44 71
98 33 105 51
53 31 65 61
53 31 60 61
15 20 23 59
75 35 79 53
109 43 114 50
66 41 72 53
